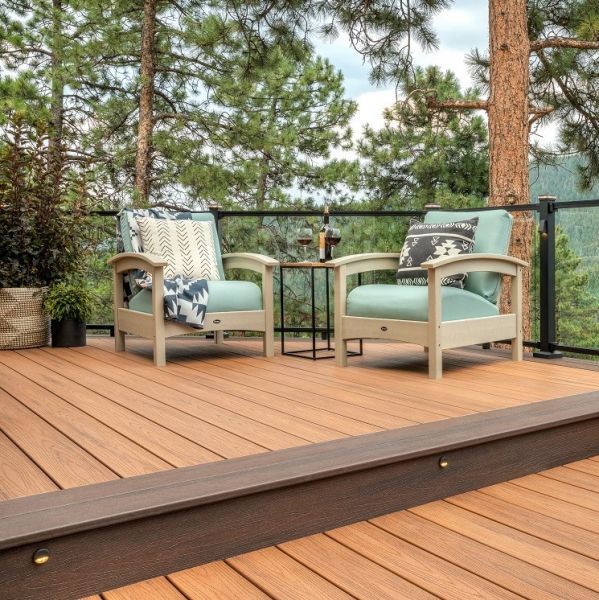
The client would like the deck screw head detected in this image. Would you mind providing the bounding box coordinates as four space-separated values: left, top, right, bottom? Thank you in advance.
438 456 449 469
32 548 50 565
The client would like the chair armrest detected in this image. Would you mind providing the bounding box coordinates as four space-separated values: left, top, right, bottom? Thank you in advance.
421 253 528 278
108 252 168 274
222 253 278 273
330 253 401 277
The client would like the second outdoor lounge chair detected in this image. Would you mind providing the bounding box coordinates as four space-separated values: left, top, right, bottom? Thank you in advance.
108 209 277 367
332 209 527 379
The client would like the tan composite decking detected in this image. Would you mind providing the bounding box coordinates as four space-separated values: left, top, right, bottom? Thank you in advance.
0 337 598 599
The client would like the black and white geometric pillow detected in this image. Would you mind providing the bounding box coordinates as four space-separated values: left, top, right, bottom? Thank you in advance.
397 218 479 288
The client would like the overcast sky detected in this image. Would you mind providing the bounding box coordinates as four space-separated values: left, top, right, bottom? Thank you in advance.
316 0 489 133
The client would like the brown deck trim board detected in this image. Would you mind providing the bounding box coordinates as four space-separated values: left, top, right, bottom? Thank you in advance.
0 392 598 599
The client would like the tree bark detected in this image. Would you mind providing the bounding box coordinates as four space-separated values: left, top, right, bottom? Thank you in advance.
49 0 64 193
135 0 157 206
488 0 533 342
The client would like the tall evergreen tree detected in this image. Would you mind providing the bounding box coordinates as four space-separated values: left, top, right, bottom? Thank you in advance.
182 50 358 208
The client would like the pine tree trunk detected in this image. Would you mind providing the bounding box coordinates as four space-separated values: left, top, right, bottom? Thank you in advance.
49 0 64 192
135 0 157 205
488 0 533 342
256 162 268 210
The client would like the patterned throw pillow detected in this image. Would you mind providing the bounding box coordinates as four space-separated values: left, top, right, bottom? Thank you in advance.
136 217 221 280
397 217 479 288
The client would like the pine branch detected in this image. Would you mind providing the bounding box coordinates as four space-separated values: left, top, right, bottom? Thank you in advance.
536 48 599 130
427 97 488 111
530 37 599 52
529 105 555 127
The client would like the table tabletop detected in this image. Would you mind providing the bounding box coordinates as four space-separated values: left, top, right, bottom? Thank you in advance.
279 261 335 269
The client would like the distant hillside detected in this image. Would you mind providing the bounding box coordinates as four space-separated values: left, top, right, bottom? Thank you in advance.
529 157 599 202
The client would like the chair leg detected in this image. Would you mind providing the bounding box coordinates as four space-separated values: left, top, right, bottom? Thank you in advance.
428 346 442 379
263 331 274 358
511 338 523 361
154 336 166 367
262 266 275 358
511 266 523 361
335 340 348 367
215 331 224 345
112 266 126 353
115 330 125 352
427 270 443 379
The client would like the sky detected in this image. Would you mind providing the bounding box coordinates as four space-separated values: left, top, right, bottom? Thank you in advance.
315 0 489 134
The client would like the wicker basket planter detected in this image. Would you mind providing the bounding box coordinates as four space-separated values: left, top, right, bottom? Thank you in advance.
0 287 49 350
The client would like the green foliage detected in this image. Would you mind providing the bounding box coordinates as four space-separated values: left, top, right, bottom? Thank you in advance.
323 0 450 84
44 280 93 321
181 51 359 208
553 229 599 350
358 67 488 209
0 113 87 287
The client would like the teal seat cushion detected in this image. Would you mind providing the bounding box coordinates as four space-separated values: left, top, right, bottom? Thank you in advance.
424 210 512 304
347 284 499 322
129 280 262 314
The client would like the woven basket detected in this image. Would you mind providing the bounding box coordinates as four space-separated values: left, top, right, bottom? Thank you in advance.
0 287 49 350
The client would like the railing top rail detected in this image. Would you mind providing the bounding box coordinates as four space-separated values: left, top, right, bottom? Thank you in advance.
89 203 542 218
551 198 599 209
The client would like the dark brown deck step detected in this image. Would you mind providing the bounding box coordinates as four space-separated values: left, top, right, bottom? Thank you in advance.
0 391 598 600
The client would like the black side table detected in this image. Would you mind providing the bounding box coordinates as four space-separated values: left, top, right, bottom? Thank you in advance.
279 262 362 359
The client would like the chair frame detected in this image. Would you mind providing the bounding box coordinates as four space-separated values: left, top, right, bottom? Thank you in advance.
332 252 527 379
108 251 277 367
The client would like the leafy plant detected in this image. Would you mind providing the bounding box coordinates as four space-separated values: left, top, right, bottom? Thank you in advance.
43 281 93 322
0 113 87 287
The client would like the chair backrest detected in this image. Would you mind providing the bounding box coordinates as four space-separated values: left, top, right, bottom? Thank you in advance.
117 209 225 279
424 209 512 304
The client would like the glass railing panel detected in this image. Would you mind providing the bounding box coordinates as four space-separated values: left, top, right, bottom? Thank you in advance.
554 204 599 354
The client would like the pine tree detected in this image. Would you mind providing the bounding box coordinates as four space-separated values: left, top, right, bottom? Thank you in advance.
181 49 358 209
358 66 488 209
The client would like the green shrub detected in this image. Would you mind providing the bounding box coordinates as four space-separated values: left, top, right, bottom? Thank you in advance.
44 282 93 322
0 113 86 287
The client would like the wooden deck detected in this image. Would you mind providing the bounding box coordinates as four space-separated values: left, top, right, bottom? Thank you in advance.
0 336 598 599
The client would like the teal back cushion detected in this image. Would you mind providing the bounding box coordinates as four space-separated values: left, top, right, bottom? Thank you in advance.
119 210 225 279
424 210 512 304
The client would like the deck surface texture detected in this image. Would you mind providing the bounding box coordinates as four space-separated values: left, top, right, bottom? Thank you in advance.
0 336 598 599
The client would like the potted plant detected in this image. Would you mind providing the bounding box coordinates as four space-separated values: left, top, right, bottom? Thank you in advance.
44 282 93 347
0 114 85 349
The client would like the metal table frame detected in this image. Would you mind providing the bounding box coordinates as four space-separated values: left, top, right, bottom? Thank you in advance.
279 262 362 360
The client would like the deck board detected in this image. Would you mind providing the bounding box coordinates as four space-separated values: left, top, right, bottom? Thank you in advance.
0 336 598 599
0 400 174 599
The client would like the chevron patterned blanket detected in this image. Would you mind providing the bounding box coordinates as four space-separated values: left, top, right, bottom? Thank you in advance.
117 209 210 328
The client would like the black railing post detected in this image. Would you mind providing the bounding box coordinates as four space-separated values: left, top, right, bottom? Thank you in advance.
533 195 563 359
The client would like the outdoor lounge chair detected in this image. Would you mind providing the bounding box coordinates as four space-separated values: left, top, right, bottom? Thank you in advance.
333 209 527 379
109 210 277 366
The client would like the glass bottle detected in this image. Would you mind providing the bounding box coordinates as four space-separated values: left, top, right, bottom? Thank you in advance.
319 205 331 262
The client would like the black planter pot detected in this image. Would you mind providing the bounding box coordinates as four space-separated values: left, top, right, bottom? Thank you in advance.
51 318 87 347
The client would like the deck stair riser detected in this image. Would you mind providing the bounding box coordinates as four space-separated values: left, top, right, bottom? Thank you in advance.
0 392 597 600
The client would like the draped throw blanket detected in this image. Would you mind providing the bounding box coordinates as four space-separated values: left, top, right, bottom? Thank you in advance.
135 274 209 329
116 208 215 329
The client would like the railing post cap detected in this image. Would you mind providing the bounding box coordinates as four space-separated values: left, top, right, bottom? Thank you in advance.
538 195 557 202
